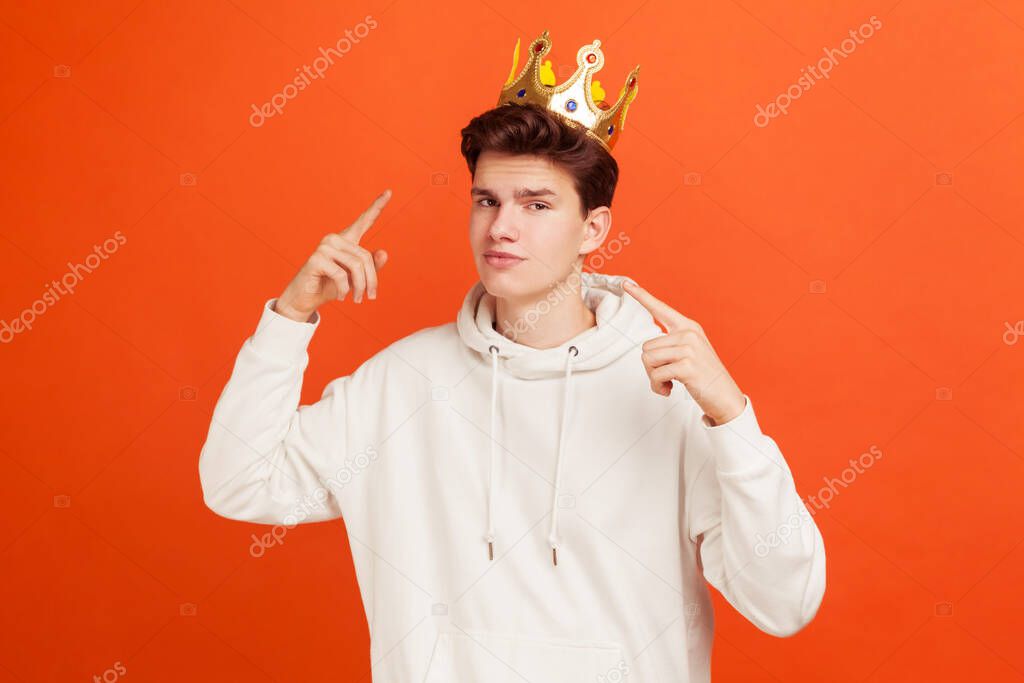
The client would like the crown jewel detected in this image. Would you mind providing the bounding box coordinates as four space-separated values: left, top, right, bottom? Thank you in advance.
497 30 640 154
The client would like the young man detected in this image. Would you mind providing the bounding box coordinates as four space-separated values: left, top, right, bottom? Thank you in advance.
199 30 825 682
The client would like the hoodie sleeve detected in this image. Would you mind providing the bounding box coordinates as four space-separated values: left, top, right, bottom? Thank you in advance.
683 392 826 637
198 298 352 526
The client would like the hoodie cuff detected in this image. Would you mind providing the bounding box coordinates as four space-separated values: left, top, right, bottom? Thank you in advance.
248 298 320 365
701 394 783 476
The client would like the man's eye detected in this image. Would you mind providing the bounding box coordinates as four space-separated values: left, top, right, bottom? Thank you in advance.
475 199 548 210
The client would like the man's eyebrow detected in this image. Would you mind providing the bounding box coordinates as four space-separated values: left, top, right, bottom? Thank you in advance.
470 186 559 199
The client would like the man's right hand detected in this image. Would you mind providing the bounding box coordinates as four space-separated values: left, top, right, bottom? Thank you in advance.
274 189 392 322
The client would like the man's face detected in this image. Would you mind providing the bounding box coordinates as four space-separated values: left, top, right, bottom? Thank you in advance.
468 150 611 301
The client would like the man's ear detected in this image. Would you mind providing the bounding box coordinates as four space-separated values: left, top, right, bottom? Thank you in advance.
579 206 613 257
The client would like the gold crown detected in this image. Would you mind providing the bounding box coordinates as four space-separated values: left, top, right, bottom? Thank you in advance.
497 30 640 155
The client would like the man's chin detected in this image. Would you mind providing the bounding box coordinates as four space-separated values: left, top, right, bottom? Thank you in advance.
479 269 530 299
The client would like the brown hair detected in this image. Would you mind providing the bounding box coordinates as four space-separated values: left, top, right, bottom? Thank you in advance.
459 102 619 220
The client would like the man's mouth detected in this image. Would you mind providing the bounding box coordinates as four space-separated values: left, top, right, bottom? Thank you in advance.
484 251 525 268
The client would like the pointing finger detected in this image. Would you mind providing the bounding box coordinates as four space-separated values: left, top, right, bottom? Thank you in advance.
342 188 392 243
623 280 688 332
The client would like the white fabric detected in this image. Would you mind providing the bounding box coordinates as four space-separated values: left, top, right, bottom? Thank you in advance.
199 271 826 682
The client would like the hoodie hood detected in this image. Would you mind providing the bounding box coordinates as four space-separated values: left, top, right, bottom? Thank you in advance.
456 271 662 565
456 271 661 379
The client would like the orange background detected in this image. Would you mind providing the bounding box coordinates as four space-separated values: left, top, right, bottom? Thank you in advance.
2 0 1023 680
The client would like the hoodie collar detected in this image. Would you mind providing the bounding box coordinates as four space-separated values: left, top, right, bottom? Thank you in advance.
456 271 660 380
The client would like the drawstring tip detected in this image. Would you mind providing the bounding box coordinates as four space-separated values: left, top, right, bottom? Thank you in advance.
488 540 494 561
552 547 558 566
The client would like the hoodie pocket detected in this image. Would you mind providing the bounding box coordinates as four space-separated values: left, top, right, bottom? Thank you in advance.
424 628 626 683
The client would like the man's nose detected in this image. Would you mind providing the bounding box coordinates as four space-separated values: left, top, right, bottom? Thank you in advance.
488 206 519 241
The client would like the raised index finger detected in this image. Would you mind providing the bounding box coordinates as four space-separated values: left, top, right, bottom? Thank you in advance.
341 188 392 243
623 279 689 332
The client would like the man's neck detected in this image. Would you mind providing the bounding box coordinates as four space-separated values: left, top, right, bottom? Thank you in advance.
493 279 596 349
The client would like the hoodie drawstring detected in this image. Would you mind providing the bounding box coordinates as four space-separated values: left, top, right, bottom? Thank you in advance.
548 345 578 566
486 344 578 567
485 344 500 561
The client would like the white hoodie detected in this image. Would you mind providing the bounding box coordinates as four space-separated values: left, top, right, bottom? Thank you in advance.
199 271 825 682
